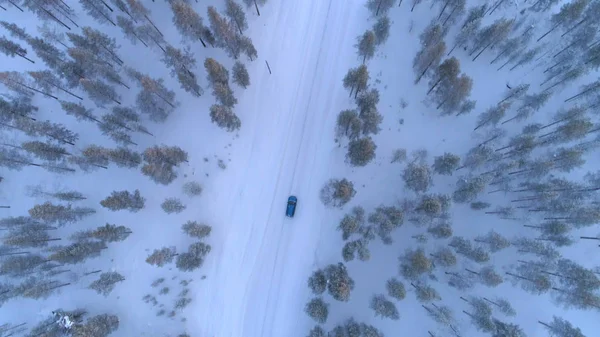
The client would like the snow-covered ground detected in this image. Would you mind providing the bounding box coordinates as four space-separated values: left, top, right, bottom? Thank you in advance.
1 0 599 336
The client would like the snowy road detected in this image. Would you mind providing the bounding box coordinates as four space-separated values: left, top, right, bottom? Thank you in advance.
191 1 360 336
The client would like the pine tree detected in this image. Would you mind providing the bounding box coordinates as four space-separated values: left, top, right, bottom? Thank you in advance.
342 65 369 98
162 45 202 97
335 109 362 140
207 6 242 59
0 254 49 277
161 197 186 214
225 0 248 35
474 230 510 252
373 16 391 45
80 78 121 107
72 314 119 337
368 205 404 243
430 247 457 267
411 281 441 302
232 61 250 89
28 202 95 226
169 0 208 46
0 36 34 63
15 276 70 300
146 246 177 267
370 294 399 320
80 0 117 26
400 248 433 280
100 189 145 212
308 269 327 295
116 16 147 47
182 221 212 239
386 278 406 300
20 140 70 161
324 263 354 301
356 30 377 64
346 137 376 166
427 221 453 238
209 104 241 131
49 240 106 264
367 0 396 16
2 223 56 248
176 242 211 271
403 162 433 193
305 297 329 324
538 316 585 337
89 271 125 296
72 223 132 243
319 179 356 207
337 206 365 240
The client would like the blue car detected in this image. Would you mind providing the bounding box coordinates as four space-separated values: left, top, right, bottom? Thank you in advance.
286 196 297 217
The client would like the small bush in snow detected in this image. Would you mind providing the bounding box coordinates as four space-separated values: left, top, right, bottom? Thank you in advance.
470 201 491 210
182 181 202 197
390 148 407 163
89 272 125 296
161 198 186 214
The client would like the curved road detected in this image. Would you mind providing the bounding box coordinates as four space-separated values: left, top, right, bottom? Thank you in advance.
192 1 360 336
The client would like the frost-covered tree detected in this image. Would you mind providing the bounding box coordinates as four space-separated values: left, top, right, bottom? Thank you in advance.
347 137 376 166
368 205 403 244
232 61 250 89
474 102 511 131
162 45 202 96
403 162 433 193
538 316 585 337
373 16 391 45
146 246 177 267
308 269 327 295
356 30 376 64
427 221 453 239
416 194 451 217
71 223 132 243
176 242 211 271
161 197 186 214
100 189 145 212
324 263 354 301
89 271 125 296
386 278 406 300
182 221 212 239
72 314 119 337
320 178 356 207
337 206 365 240
512 237 559 261
49 240 106 264
28 202 95 226
400 248 433 280
370 294 399 320
26 309 87 337
80 0 117 26
433 152 460 175
209 104 241 131
474 230 510 252
305 297 329 324
537 0 590 42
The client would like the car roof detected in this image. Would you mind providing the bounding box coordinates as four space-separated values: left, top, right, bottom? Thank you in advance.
288 196 297 201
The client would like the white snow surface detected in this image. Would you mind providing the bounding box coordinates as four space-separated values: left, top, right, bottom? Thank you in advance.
1 0 599 336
